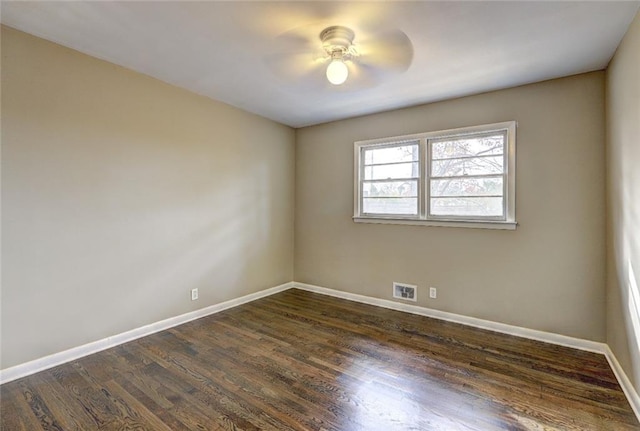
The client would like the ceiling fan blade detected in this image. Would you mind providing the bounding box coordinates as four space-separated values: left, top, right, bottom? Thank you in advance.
272 28 318 52
265 51 326 79
355 29 414 73
340 62 382 91
264 24 330 86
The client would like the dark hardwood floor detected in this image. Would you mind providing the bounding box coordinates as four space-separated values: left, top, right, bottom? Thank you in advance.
1 289 638 430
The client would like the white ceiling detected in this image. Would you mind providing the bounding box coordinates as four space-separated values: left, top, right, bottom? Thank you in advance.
2 1 638 128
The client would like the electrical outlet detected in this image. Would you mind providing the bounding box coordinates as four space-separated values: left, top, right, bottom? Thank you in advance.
191 288 199 301
429 287 437 299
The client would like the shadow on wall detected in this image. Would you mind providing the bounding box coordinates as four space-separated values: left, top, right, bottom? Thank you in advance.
0 156 282 367
628 260 640 380
97 161 279 319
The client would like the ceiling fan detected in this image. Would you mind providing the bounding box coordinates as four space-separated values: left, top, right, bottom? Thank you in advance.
266 24 414 89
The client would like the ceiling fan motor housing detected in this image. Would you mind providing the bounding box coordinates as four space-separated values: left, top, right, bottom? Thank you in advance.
320 26 355 56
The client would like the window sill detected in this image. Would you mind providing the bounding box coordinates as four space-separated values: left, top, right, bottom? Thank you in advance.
352 216 517 230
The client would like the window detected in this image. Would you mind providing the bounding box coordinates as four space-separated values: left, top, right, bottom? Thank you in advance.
361 141 420 216
354 121 516 229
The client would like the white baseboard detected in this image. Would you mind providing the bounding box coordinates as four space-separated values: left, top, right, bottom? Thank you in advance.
0 282 294 385
293 281 640 423
293 282 606 353
604 345 640 420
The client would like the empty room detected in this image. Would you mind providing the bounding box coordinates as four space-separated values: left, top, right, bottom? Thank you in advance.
1 1 640 430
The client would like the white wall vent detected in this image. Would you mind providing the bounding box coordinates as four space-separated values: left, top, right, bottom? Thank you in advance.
393 282 417 302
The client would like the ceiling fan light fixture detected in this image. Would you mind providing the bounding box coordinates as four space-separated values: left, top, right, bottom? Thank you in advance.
320 26 355 86
326 56 348 85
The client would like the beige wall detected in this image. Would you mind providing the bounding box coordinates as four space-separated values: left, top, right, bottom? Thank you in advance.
295 72 606 341
1 26 295 368
606 11 640 393
4 18 633 376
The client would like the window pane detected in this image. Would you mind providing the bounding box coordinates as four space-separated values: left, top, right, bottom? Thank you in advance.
363 198 418 215
364 143 419 165
431 156 503 177
363 180 417 198
431 134 504 160
430 197 503 217
430 176 503 197
365 162 419 180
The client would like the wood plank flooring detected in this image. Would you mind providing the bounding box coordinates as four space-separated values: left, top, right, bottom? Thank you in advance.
1 289 638 430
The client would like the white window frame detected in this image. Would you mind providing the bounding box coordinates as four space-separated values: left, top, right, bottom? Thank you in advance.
353 121 517 230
